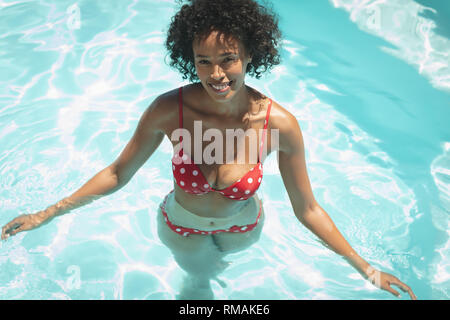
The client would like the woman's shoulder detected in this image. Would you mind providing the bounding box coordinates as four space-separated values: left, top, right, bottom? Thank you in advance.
266 98 305 154
151 87 179 111
140 87 184 134
260 95 299 134
155 83 203 112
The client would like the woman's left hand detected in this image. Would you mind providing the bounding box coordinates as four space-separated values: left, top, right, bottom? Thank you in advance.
366 267 417 300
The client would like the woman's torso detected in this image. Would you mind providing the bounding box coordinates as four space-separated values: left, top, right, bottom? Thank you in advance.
158 83 276 218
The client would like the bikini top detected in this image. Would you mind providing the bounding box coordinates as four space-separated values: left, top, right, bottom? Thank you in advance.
172 87 272 201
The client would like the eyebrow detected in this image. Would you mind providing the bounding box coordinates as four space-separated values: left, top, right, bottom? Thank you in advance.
195 52 237 58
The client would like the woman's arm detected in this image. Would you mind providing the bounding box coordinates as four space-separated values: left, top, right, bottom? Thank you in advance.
1 97 166 240
273 105 416 299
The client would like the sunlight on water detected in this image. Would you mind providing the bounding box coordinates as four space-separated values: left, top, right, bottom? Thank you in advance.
0 0 448 299
332 0 450 92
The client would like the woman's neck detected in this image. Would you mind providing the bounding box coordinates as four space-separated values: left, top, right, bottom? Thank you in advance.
199 83 251 121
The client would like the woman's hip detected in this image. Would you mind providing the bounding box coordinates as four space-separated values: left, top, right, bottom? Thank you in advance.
155 190 265 253
160 190 262 234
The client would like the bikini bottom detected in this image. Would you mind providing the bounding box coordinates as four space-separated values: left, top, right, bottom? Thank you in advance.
158 190 262 237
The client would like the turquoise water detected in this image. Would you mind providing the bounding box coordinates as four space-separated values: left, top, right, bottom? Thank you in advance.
0 0 449 300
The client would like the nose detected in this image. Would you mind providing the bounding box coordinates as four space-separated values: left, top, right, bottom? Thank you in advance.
211 64 225 80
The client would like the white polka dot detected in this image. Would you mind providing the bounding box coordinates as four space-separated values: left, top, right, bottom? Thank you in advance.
164 217 168 222
245 190 250 194
250 167 254 171
176 228 181 232
247 178 253 184
204 184 209 189
182 154 188 161
201 232 206 235
180 181 185 186
233 187 238 192
192 182 197 187
229 195 235 198
192 170 198 176
237 179 241 182
241 226 247 231
264 120 267 125
258 177 261 183
194 229 199 232
183 232 189 236
180 168 185 174
239 197 245 200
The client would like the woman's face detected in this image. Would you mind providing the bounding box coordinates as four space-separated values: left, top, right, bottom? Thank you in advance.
192 31 252 102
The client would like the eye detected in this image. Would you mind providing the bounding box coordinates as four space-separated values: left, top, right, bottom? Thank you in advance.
224 56 236 63
197 60 210 65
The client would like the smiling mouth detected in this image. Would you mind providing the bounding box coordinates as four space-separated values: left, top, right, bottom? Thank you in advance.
208 81 233 92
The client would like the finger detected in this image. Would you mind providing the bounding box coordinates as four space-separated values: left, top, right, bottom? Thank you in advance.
2 223 19 238
2 224 24 238
5 223 22 235
2 227 11 240
1 231 7 240
393 280 409 292
2 223 13 236
400 285 417 300
1 227 7 240
384 284 400 298
409 290 417 300
2 220 24 240
9 225 25 236
391 280 417 300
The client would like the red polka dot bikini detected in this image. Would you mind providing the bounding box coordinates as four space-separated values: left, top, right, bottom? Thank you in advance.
160 87 272 237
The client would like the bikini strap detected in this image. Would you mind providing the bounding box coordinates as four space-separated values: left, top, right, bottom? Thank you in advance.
259 98 272 161
178 87 184 154
178 87 183 130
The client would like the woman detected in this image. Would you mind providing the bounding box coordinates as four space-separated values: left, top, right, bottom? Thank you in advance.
1 0 416 300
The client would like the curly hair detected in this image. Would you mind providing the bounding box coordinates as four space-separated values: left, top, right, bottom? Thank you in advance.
165 0 282 82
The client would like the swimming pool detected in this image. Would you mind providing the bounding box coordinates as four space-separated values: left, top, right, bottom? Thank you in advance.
0 0 448 299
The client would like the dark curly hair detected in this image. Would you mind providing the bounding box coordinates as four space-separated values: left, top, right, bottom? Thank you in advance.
165 0 282 82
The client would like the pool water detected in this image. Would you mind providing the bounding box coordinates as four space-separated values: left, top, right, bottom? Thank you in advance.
0 0 449 299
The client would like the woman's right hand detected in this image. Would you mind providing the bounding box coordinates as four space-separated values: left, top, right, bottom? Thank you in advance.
1 213 47 240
